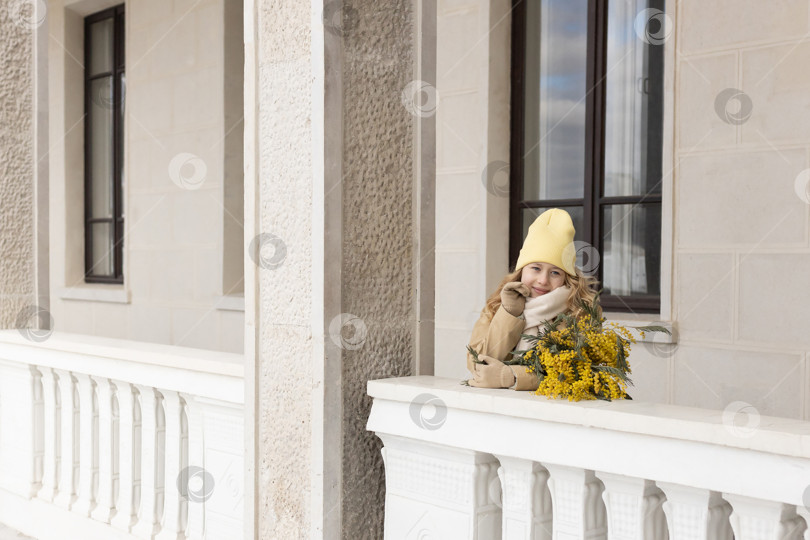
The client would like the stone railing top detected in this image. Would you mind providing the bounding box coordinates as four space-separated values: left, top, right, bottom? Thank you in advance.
0 330 243 404
368 376 810 461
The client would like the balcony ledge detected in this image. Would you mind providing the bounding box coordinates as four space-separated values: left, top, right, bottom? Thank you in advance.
368 375 810 460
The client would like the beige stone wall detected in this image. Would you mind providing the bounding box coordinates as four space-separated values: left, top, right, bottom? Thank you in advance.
432 0 810 421
47 0 244 353
0 3 36 330
670 0 810 419
433 0 512 381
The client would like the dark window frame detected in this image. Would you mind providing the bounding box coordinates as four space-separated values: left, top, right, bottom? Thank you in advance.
84 4 125 284
509 0 664 314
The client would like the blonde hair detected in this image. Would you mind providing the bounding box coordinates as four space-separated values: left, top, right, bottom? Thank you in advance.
482 266 599 321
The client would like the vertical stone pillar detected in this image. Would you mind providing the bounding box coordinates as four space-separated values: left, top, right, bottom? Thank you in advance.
0 0 48 331
248 0 421 537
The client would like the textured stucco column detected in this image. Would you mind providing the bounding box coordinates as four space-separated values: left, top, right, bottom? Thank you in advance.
248 0 419 537
340 0 416 536
0 3 47 330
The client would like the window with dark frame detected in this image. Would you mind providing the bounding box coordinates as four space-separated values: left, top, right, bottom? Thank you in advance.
84 4 125 283
510 0 665 313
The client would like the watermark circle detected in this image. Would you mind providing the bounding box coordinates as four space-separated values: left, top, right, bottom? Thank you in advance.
168 153 208 190
10 0 47 31
328 313 368 350
714 88 753 125
482 161 509 197
649 340 678 359
722 401 760 438
401 80 439 118
634 8 672 45
794 169 810 205
408 393 447 431
177 465 215 503
15 305 54 342
89 80 117 110
561 240 600 275
322 1 358 38
248 233 287 270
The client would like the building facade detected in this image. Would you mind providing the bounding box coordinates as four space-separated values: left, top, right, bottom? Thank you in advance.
1 0 810 538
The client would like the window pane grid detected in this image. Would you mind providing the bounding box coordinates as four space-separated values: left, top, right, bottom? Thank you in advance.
511 0 664 313
84 5 124 284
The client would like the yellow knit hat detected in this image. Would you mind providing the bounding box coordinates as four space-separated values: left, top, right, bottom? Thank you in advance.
515 208 577 276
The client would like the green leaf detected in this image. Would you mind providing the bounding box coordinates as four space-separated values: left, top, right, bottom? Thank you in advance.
632 325 671 335
615 334 629 372
593 364 631 383
466 345 485 364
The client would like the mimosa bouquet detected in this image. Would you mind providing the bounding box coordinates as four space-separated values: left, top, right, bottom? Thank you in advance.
468 295 669 401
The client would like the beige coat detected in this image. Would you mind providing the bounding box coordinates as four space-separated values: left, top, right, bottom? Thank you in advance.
467 305 541 391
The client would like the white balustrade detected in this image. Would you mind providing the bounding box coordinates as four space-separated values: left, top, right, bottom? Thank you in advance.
0 330 244 540
367 376 810 540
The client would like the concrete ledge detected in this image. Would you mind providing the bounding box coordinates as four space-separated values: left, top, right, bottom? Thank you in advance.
368 376 810 460
0 330 244 404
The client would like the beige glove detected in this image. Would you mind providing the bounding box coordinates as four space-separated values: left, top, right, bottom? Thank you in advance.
500 282 531 317
468 355 516 388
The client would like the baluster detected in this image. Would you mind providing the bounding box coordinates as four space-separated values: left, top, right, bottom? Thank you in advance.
794 506 810 540
53 369 77 509
157 390 186 540
495 456 552 540
92 377 116 523
595 472 667 540
111 381 138 532
724 494 805 540
133 385 162 538
73 373 97 516
543 463 607 540
659 483 732 540
39 367 58 501
185 397 204 539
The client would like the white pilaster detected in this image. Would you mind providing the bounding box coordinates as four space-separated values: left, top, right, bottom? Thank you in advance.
377 434 502 540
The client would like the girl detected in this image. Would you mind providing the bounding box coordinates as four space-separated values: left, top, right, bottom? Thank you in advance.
467 208 598 390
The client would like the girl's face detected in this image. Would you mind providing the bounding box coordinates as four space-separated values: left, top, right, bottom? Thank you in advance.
520 262 566 297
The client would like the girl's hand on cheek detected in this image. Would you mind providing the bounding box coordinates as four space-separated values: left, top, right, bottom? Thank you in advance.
501 281 531 317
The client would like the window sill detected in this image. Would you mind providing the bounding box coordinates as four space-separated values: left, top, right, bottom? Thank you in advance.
59 285 130 304
215 294 245 312
603 312 677 344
